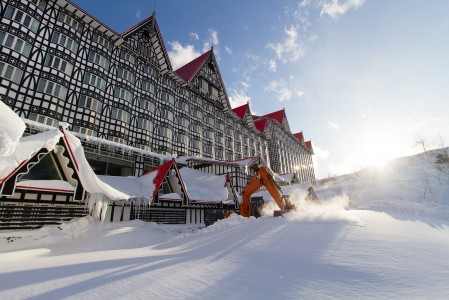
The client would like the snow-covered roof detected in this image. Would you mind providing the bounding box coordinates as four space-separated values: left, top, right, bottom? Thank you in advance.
0 101 26 157
179 167 229 203
278 173 295 183
62 130 130 200
0 128 64 181
97 175 154 198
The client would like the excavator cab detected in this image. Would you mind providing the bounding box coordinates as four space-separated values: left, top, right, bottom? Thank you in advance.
250 196 265 218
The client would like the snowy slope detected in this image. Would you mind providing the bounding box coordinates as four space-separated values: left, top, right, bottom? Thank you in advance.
1 151 449 299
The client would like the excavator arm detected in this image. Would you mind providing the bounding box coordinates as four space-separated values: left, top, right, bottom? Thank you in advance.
240 166 296 217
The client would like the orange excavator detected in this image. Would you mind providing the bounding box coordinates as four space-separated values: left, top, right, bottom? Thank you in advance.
238 165 297 218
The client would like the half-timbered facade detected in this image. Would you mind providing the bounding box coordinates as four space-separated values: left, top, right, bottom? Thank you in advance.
0 0 316 185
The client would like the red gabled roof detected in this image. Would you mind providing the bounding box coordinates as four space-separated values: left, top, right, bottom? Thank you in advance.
232 103 249 119
305 140 314 154
254 119 267 133
263 109 285 124
141 159 176 199
175 50 212 81
294 132 304 142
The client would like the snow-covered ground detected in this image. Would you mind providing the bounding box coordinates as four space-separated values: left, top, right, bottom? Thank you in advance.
1 152 449 299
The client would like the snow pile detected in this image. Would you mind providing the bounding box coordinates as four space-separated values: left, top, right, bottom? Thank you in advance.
0 129 63 180
0 101 26 156
180 167 228 202
317 152 449 220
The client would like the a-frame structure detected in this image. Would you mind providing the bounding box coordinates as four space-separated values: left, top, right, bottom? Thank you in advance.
174 49 234 114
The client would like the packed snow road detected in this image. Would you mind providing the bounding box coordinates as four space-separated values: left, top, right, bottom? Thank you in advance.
1 207 449 300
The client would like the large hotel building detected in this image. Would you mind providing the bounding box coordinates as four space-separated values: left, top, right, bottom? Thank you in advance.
0 0 316 185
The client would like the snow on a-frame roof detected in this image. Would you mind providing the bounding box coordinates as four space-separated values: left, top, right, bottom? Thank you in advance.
98 171 157 198
63 130 130 200
180 167 228 203
0 101 26 157
0 129 64 181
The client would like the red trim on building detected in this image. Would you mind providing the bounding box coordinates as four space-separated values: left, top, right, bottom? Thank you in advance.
15 185 75 193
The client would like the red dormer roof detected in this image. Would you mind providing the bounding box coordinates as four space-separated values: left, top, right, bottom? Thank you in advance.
263 109 285 124
254 119 267 133
141 159 178 199
232 103 249 119
294 132 304 142
175 50 212 81
305 140 314 154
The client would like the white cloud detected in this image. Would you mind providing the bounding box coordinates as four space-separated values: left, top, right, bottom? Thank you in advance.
168 41 201 70
136 9 141 19
266 25 306 63
203 29 219 52
265 78 304 102
320 0 365 19
328 121 341 131
189 32 199 40
268 60 277 72
225 46 233 56
229 89 251 108
265 79 293 102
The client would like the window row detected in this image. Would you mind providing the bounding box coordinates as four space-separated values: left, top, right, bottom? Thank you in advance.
4 6 39 33
44 54 73 76
88 51 110 70
37 79 68 99
0 31 32 57
83 72 106 90
52 31 79 53
0 62 23 84
58 13 82 33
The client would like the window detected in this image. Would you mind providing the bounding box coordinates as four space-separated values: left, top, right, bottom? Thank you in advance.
176 133 188 145
143 64 157 77
140 99 155 113
79 95 102 113
160 108 173 122
157 126 172 139
4 7 39 33
117 67 135 83
177 100 189 112
44 54 73 75
0 31 32 57
176 117 189 128
0 62 23 84
211 86 219 99
111 108 129 123
160 91 174 105
83 72 106 90
37 79 67 99
92 33 112 51
72 125 95 137
120 51 135 64
29 113 59 127
142 81 155 94
58 13 82 33
31 0 46 11
138 118 152 131
200 78 208 93
51 32 79 53
114 87 133 102
88 51 109 70
190 139 202 150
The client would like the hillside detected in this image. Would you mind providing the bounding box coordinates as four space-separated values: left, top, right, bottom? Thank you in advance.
1 150 449 299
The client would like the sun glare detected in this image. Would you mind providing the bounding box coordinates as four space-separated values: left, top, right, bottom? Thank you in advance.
353 135 403 169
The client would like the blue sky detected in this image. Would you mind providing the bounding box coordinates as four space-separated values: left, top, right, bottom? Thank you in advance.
72 0 449 178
